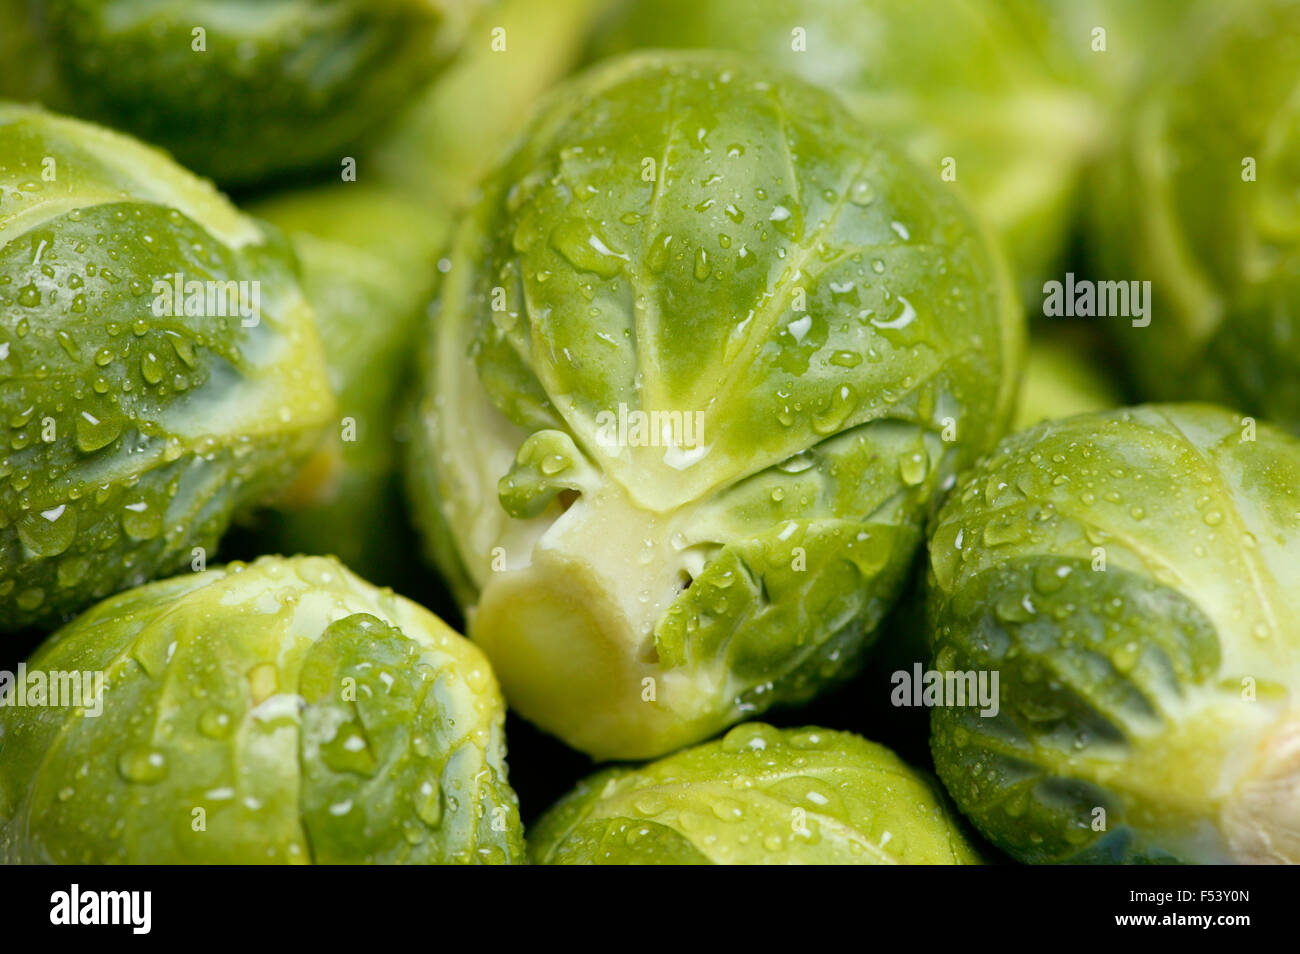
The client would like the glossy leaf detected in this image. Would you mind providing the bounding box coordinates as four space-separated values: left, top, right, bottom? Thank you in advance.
406 53 1023 758
530 723 980 864
4 0 483 186
0 104 333 632
928 404 1300 863
0 555 524 864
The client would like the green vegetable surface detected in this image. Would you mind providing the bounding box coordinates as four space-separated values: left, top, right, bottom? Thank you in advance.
530 722 980 864
242 183 452 586
1035 0 1208 98
587 0 1107 298
2 0 484 187
3 0 1283 872
927 404 1300 864
1090 0 1300 433
0 555 523 864
1013 336 1122 431
0 104 333 633
406 52 1023 759
372 0 608 212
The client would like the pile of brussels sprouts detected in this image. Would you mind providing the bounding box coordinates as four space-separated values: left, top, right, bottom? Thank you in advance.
0 0 1297 866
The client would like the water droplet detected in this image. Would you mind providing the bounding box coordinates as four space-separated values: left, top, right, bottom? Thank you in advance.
122 499 162 540
141 352 163 384
55 330 79 360
632 793 666 816
198 708 234 739
849 180 875 205
899 451 928 486
813 385 857 435
56 555 90 589
117 747 169 784
167 335 196 368
694 247 711 281
1112 642 1140 673
778 451 815 474
247 662 278 703
646 232 673 274
1033 563 1072 595
829 281 859 306
416 780 443 827
871 295 917 332
15 587 45 612
550 219 628 278
829 350 862 368
539 453 569 476
18 504 76 557
721 722 778 753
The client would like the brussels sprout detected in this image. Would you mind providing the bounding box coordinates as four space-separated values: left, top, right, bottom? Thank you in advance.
529 722 980 864
0 104 333 633
3 0 484 187
239 183 452 586
1013 336 1122 431
586 0 1107 298
1090 0 1300 433
927 403 1300 864
0 554 524 864
406 53 1023 759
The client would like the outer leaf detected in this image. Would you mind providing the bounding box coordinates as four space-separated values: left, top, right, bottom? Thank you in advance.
1090 0 1300 433
10 0 483 186
586 0 1108 298
0 555 524 864
0 104 333 632
928 404 1300 863
529 723 981 865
